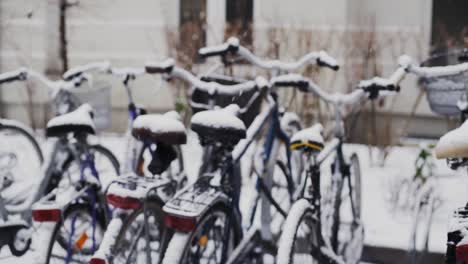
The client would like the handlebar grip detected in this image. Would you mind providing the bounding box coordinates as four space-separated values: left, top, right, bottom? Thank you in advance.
459 48 468 62
0 70 27 85
198 37 240 59
359 77 399 99
145 59 175 74
316 51 340 71
271 74 309 92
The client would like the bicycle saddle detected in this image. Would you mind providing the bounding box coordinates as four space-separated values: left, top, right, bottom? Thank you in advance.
290 124 324 153
132 111 186 145
435 121 468 159
46 104 95 137
191 104 246 146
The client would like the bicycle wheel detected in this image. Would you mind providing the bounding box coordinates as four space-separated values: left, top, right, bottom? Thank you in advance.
45 203 106 264
409 187 436 264
248 128 302 238
332 153 363 264
0 121 43 204
162 205 240 264
110 199 167 264
277 200 320 264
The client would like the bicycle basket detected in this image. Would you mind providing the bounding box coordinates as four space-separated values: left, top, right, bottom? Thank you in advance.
52 80 111 131
420 50 468 116
190 75 263 128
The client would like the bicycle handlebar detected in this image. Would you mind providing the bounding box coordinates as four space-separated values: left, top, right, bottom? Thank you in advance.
0 68 28 85
145 59 269 96
63 61 111 81
271 66 405 104
198 37 340 71
398 55 468 78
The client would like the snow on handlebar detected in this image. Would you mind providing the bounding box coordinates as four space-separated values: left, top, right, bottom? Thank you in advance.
145 59 269 96
0 68 28 84
198 37 340 71
398 54 468 77
63 61 111 81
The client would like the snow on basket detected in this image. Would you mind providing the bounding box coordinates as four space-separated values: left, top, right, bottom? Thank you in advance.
419 52 468 116
52 80 111 131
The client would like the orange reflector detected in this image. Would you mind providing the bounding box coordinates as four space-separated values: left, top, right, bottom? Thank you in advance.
74 232 88 250
198 235 208 247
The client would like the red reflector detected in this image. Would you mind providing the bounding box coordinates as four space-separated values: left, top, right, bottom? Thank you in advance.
32 209 61 222
164 214 197 232
457 244 468 262
106 194 141 210
89 257 106 264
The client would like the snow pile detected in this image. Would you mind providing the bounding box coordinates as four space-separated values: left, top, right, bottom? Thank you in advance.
46 103 95 129
435 120 468 159
132 111 185 134
191 104 246 131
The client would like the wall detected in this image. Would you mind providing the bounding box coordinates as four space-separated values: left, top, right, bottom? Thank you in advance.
0 0 450 140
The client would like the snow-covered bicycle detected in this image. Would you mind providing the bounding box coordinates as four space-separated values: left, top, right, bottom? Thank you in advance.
140 59 335 264
397 52 468 264
0 67 120 263
274 66 405 264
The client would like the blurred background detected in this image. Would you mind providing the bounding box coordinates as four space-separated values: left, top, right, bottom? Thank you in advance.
0 0 466 147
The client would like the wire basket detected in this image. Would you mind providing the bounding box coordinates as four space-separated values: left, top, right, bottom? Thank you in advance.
420 49 468 116
420 73 468 116
52 80 112 131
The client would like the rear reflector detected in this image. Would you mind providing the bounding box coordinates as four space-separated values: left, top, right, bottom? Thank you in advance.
89 258 106 264
164 214 197 232
32 209 61 222
106 194 141 210
457 244 468 262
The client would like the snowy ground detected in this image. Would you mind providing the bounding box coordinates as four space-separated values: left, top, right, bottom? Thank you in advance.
1 132 467 263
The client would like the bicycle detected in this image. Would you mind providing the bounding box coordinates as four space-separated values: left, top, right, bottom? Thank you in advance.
274 67 405 264
198 37 340 241
139 58 337 264
396 52 468 264
63 64 154 175
0 67 121 263
0 69 44 212
77 65 189 264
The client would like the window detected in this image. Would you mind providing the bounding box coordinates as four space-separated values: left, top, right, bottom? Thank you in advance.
431 0 468 54
225 0 253 48
179 0 207 63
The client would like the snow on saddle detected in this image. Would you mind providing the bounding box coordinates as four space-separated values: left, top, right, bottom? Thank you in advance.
435 120 468 159
290 124 324 153
46 104 95 137
132 111 186 145
191 104 246 146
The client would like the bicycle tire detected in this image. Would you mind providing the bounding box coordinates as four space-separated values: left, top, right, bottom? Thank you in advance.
277 199 320 264
109 199 167 264
44 203 107 264
0 120 43 164
409 188 436 264
162 204 241 264
331 152 363 264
